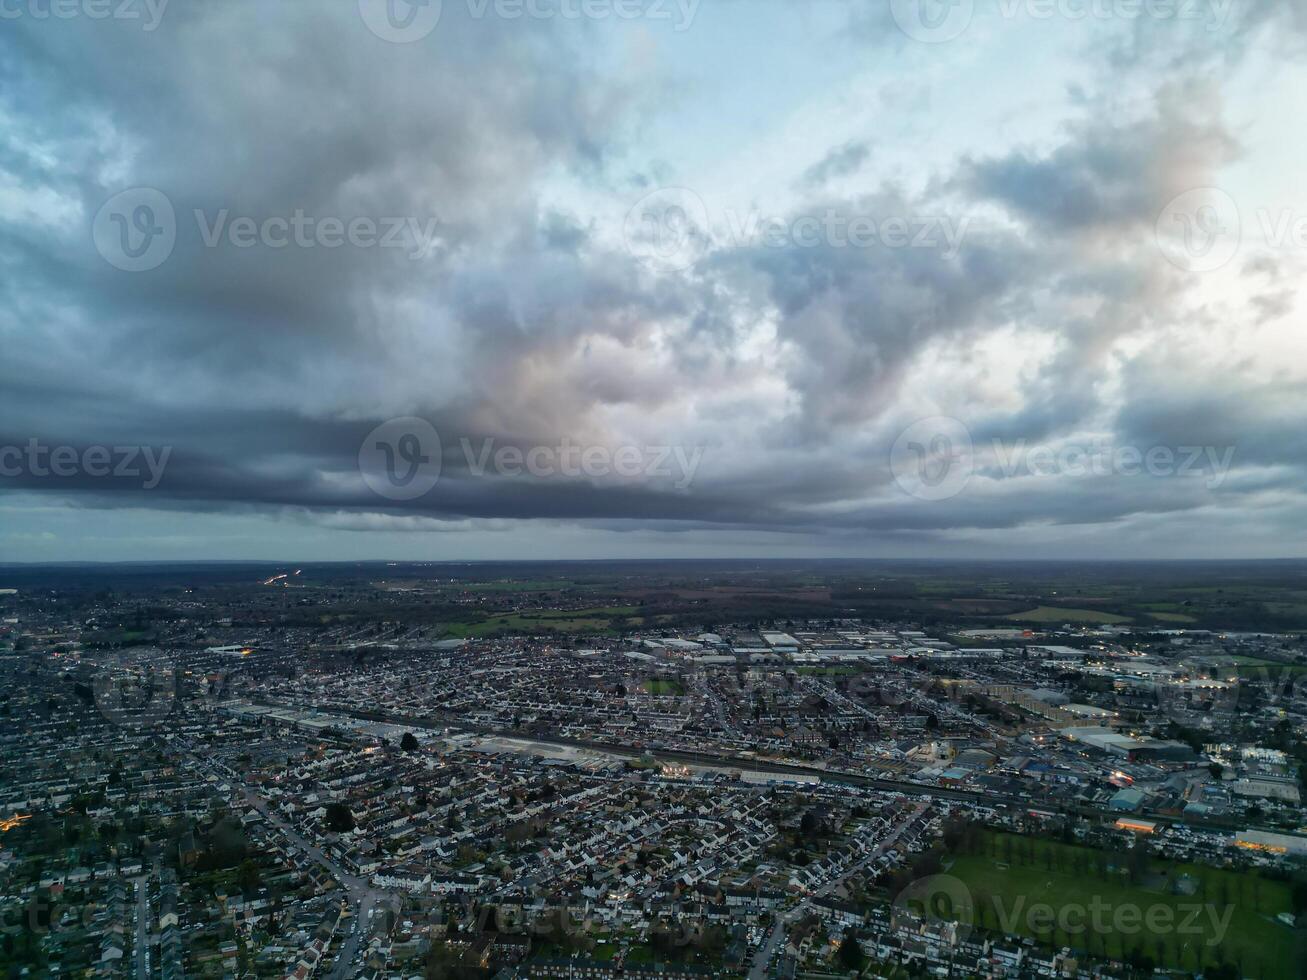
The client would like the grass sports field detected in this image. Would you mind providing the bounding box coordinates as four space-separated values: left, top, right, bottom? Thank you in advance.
945 832 1298 979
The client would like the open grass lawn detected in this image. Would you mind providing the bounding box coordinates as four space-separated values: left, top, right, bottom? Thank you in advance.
945 832 1297 979
1004 605 1133 624
1224 657 1307 676
643 679 685 695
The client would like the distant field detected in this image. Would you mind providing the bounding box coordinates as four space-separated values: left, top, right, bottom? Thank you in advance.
462 579 577 592
945 831 1295 979
426 564 1307 631
440 605 638 638
1238 663 1307 678
643 679 684 695
1005 606 1132 624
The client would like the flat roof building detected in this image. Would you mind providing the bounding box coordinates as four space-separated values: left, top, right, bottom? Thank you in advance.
1110 788 1146 812
1234 830 1307 856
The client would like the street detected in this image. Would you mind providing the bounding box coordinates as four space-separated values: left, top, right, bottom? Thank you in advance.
133 876 149 980
747 801 931 978
182 747 390 979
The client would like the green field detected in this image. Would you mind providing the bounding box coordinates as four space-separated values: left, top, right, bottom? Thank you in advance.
1005 605 1133 624
440 606 638 638
1221 656 1307 673
643 679 685 695
945 832 1296 979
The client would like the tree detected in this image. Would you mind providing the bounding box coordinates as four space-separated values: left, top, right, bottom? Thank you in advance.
324 802 355 833
424 941 483 979
401 731 420 752
237 859 261 894
837 932 864 971
1126 844 1148 884
799 809 823 840
1291 880 1307 915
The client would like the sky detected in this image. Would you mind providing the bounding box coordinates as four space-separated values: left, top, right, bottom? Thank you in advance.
2 0 1306 562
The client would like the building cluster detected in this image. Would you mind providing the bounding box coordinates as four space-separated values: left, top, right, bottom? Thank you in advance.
1 581 1304 977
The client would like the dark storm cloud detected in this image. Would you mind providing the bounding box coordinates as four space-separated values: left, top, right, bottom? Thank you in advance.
1114 379 1307 478
0 0 1303 556
955 84 1236 235
2 2 625 378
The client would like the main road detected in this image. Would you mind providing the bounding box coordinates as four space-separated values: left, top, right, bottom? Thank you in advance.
746 800 931 979
133 875 149 980
177 741 388 979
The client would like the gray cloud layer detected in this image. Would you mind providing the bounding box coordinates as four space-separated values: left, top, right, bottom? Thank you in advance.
1 1 1304 557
